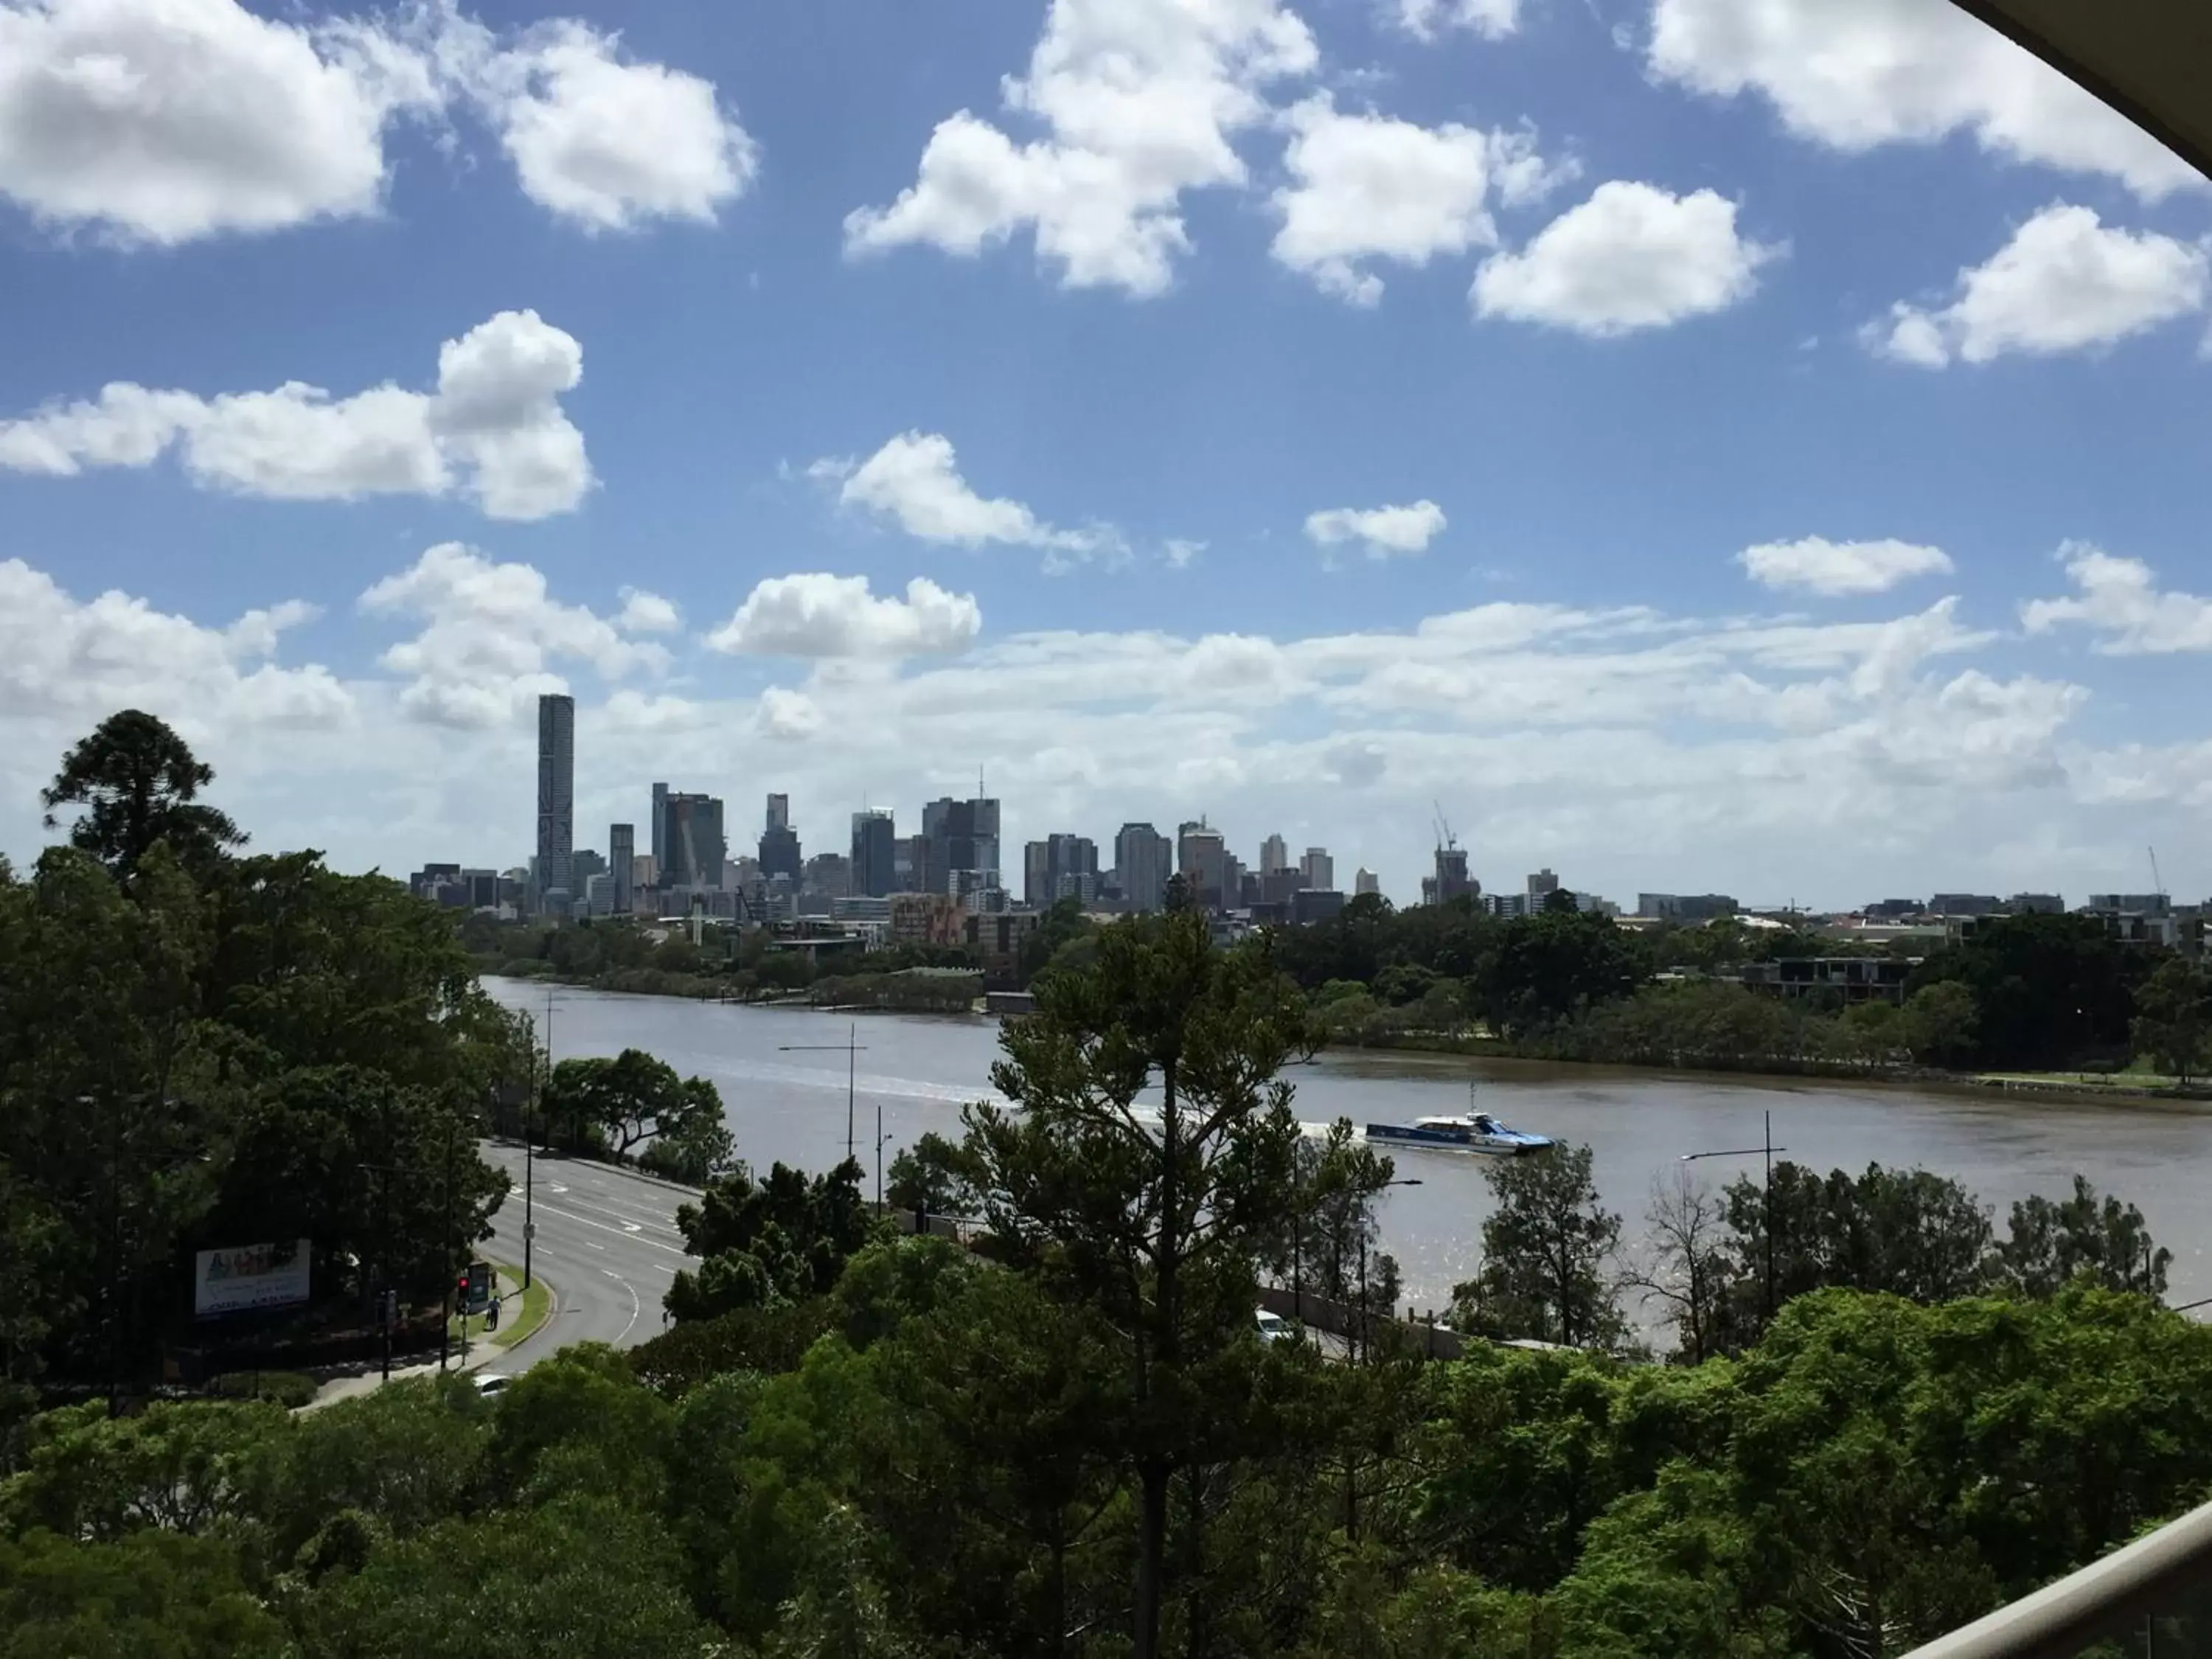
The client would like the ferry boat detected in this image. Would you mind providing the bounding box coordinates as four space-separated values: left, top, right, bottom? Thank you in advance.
1366 1091 1553 1155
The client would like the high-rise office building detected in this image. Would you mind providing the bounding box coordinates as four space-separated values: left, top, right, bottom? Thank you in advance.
1115 822 1171 912
658 792 726 888
922 794 1000 893
1178 820 1226 911
650 783 669 871
804 852 852 899
1259 833 1290 875
1300 847 1333 893
610 824 634 914
894 833 933 894
1023 833 1099 908
759 794 801 881
1355 867 1381 897
851 809 896 898
1527 869 1561 908
535 693 574 911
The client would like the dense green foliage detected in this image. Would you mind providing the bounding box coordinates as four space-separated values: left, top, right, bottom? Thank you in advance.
540 1047 734 1181
1283 894 2193 1079
0 714 528 1411
8 1268 2209 1658
6 869 2208 1658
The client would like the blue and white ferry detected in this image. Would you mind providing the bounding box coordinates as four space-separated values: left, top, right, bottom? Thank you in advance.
1366 1092 1553 1155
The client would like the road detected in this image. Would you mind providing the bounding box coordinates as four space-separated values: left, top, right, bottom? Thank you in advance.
477 1143 698 1372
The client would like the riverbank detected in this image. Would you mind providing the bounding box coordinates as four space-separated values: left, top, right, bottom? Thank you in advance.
480 958 983 1015
1317 1032 2212 1110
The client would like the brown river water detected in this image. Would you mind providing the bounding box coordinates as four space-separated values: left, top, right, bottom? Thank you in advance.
485 980 2212 1318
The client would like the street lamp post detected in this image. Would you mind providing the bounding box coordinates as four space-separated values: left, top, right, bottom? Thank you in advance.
1356 1178 1423 1366
779 1023 869 1173
1682 1110 1787 1326
356 1158 400 1383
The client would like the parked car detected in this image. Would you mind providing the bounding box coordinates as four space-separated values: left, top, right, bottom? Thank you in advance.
1255 1308 1292 1343
473 1373 511 1397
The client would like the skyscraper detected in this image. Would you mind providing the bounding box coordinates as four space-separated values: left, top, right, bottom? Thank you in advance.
1300 847 1334 893
611 824 634 914
759 795 801 881
1178 821 1226 911
922 793 1000 894
1115 823 1172 911
650 782 669 871
658 793 726 888
851 809 896 898
1259 833 1290 875
535 693 574 912
1355 867 1380 897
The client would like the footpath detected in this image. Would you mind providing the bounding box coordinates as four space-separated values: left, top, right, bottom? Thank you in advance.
305 1262 554 1411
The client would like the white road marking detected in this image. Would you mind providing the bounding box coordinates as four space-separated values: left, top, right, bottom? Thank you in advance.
526 1200 692 1256
603 1269 642 1344
586 1241 606 1251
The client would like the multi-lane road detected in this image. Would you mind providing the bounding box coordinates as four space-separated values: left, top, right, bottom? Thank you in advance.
477 1143 698 1371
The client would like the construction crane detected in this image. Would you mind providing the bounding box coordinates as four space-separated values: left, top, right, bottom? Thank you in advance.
2150 845 2166 900
1432 800 1458 852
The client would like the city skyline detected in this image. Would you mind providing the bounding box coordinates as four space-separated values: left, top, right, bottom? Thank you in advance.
476 684 2195 916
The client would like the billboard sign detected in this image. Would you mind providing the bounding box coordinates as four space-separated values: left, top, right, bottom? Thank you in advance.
194 1239 312 1318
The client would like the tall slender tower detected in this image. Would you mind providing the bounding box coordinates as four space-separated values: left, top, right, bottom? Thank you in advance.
536 693 575 911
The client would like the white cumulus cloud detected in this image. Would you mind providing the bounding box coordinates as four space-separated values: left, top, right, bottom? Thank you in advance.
431 12 758 232
1269 97 1573 305
0 557 349 728
1738 537 1956 597
1394 0 1526 41
1472 180 1780 335
0 309 592 519
359 542 666 727
0 0 755 246
616 588 680 634
752 686 824 742
0 0 439 246
708 574 982 660
1863 204 2208 368
843 0 1318 297
1645 0 2201 201
1306 500 1447 560
2022 544 2212 655
821 431 1116 564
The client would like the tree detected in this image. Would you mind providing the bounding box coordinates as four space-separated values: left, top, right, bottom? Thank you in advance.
1904 980 1979 1068
882 1131 978 1218
41 711 244 877
2129 956 2212 1082
0 1528 288 1659
540 1048 729 1175
1269 1119 1399 1316
1626 1166 1739 1363
1907 913 2146 1069
1719 1161 1994 1343
666 1158 874 1320
1996 1175 2171 1297
959 910 1310 1659
1478 911 1643 1037
1451 1143 1625 1350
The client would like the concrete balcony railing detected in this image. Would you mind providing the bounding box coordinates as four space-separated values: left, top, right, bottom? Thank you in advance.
1901 1500 2212 1659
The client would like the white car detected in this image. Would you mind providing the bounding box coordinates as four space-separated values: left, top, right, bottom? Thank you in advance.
1255 1308 1292 1343
473 1373 512 1397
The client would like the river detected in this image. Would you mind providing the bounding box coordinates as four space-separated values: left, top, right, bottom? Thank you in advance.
484 979 2212 1318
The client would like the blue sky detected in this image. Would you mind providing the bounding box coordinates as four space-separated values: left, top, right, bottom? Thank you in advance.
2 0 2208 907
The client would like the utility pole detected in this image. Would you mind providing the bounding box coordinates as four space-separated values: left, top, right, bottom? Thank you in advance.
1683 1113 1786 1328
779 1023 869 1172
440 1116 454 1373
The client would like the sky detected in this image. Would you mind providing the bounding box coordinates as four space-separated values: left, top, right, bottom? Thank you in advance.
1 0 2209 909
